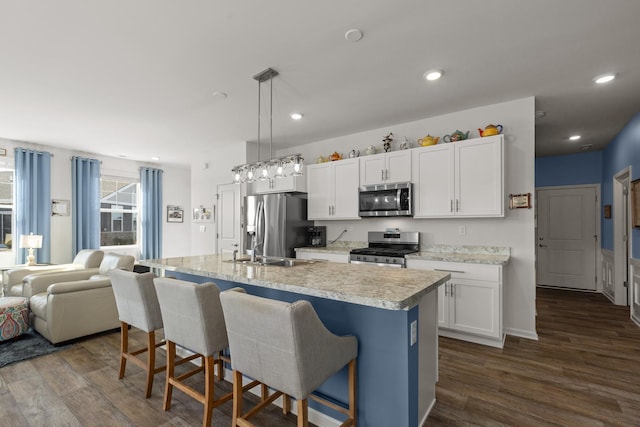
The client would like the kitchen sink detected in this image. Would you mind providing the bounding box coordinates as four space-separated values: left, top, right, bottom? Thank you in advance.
224 256 322 267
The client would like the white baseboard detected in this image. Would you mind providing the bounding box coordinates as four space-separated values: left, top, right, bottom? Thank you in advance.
439 329 505 348
420 398 437 426
504 327 539 341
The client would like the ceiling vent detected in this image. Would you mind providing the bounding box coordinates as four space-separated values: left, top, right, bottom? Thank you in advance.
580 144 593 151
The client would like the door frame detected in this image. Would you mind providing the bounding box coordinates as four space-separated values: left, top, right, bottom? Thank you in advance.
613 167 632 306
535 184 601 292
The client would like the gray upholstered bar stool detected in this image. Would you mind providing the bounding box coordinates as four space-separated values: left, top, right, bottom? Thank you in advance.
153 277 232 427
220 288 358 427
109 269 167 398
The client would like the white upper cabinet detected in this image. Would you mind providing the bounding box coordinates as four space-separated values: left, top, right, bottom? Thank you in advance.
253 175 306 194
412 135 504 218
360 150 412 186
307 158 360 220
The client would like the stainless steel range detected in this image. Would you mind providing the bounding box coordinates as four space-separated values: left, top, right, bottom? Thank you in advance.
349 231 420 268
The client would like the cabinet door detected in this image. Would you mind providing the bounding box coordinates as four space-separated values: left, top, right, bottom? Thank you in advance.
333 159 360 219
455 136 504 217
448 279 501 338
413 145 455 217
255 175 306 194
437 284 449 328
360 154 386 186
217 183 243 253
307 163 333 220
386 151 412 183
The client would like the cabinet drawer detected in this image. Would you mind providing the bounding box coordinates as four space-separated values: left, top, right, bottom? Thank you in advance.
407 260 500 282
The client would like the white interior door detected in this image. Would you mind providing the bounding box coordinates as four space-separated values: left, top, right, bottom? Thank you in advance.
216 183 242 254
537 187 597 290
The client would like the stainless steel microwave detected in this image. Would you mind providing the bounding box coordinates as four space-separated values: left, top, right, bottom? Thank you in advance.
359 182 413 217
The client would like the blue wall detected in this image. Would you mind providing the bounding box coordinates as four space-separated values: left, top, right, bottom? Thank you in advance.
535 151 603 187
602 112 640 254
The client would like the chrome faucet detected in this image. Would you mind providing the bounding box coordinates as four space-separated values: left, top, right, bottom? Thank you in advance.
232 243 239 262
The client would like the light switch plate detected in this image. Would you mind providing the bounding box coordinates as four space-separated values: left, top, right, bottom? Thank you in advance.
199 225 206 232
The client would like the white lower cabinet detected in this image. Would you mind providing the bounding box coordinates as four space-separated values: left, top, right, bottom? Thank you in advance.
295 250 349 264
407 259 504 348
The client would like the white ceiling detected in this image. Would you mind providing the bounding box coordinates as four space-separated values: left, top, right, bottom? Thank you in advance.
1 1 639 167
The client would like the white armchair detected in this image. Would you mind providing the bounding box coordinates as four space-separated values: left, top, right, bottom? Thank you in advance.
7 249 104 297
27 253 135 344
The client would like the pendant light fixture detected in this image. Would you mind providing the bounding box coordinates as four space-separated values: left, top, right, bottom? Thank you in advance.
231 67 304 184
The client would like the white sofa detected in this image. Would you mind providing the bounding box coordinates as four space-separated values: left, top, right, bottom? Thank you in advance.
26 253 135 344
7 249 104 297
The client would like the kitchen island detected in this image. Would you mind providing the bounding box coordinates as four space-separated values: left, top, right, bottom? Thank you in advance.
140 255 449 427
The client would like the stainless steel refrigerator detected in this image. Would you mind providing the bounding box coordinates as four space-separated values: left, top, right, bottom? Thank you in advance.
245 193 312 259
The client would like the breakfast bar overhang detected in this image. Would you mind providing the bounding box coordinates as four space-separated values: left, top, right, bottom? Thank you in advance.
140 255 449 427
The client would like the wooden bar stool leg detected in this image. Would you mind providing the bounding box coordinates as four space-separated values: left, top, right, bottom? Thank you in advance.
282 394 291 415
119 322 128 379
297 398 308 427
204 355 215 427
232 370 244 426
163 341 176 411
145 330 156 398
348 359 357 427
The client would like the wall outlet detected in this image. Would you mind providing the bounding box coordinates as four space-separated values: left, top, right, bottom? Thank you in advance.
458 225 466 236
199 225 206 232
410 320 417 346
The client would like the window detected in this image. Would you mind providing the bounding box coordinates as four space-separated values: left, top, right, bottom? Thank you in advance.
0 169 13 250
100 176 138 246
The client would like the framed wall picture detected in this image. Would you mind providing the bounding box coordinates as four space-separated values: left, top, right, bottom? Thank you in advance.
603 204 612 219
167 205 184 223
509 193 532 209
52 199 70 216
632 179 640 227
193 205 213 222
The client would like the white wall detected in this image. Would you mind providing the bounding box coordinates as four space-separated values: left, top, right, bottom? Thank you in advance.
0 137 190 264
189 141 255 256
277 97 537 339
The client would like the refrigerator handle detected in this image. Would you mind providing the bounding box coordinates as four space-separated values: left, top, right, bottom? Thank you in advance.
256 200 265 251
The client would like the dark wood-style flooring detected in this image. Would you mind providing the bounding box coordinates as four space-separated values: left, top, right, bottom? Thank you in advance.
1 288 639 426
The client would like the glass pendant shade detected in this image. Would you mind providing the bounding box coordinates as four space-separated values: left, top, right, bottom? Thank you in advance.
274 161 286 178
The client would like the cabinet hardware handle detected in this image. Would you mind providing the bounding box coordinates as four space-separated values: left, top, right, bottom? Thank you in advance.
539 244 547 248
381 170 384 181
329 206 331 215
456 199 459 212
451 283 455 296
434 268 465 274
450 200 453 212
385 169 389 180
444 283 448 296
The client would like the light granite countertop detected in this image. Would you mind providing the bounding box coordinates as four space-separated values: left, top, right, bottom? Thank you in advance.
139 254 448 311
407 245 511 265
296 244 511 265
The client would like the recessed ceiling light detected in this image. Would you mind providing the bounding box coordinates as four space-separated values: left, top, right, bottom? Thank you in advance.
290 112 303 120
423 70 443 81
212 91 228 99
344 29 363 42
593 73 616 84
151 156 160 161
569 135 581 141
